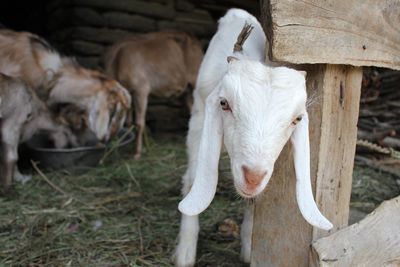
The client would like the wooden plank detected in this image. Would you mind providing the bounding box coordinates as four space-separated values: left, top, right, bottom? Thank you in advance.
49 8 157 33
251 65 362 266
75 56 100 69
49 7 103 29
70 40 105 56
313 65 362 239
52 27 133 45
311 196 400 267
251 144 312 267
157 20 215 37
70 0 176 19
261 0 400 70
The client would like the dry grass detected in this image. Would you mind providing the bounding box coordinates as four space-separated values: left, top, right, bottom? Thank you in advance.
0 134 398 266
0 135 246 267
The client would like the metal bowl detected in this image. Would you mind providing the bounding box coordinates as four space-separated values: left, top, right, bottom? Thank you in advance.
22 128 135 172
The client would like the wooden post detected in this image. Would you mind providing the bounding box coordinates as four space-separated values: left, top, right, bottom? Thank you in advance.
252 0 400 265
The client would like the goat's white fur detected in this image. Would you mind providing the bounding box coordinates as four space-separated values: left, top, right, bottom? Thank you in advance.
240 204 254 263
174 8 332 267
38 51 63 77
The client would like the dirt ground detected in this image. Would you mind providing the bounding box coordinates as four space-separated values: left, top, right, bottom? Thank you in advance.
0 134 398 266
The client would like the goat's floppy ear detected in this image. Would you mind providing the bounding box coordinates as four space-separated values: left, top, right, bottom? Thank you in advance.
89 91 110 141
179 89 223 216
290 112 333 230
108 101 124 139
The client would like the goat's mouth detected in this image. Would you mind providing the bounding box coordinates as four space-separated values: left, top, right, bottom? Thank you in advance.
234 180 268 199
236 188 257 199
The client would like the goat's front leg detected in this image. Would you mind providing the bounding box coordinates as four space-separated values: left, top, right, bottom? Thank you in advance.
132 86 150 160
173 171 200 267
174 106 204 267
1 123 20 191
240 203 254 263
0 143 15 191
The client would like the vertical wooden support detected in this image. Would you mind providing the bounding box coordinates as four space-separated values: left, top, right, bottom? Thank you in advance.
251 65 362 266
311 65 363 240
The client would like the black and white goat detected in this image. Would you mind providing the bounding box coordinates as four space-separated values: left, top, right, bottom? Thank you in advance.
174 9 333 266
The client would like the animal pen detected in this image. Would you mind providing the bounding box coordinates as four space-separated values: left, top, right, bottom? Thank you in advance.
252 1 400 266
0 0 399 266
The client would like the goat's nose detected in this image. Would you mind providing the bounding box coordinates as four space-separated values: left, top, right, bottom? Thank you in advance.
242 166 267 189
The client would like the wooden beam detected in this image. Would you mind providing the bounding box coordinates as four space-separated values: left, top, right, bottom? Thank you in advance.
251 65 362 266
261 0 400 70
311 196 400 267
312 65 363 240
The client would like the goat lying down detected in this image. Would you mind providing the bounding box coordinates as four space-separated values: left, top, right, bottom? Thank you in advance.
103 31 203 158
174 9 333 266
0 29 131 142
0 73 76 190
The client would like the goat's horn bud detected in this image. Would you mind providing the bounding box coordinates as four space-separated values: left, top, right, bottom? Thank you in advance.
233 22 254 53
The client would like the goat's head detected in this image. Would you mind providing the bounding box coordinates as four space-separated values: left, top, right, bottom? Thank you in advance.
21 96 78 148
87 78 131 142
48 65 132 142
179 59 332 231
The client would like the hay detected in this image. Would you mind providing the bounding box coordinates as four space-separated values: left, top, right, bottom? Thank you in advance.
0 135 246 267
1 134 396 266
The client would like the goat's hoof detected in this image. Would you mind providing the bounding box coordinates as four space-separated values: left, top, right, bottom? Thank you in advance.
14 173 32 185
133 153 141 160
240 246 251 264
172 245 196 267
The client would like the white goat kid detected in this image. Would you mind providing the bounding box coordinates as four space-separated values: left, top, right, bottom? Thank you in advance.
174 8 333 267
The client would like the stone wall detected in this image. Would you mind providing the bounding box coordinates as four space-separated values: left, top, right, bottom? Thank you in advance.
46 0 259 133
47 0 259 68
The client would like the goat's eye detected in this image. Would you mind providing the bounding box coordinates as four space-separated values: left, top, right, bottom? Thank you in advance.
292 115 303 125
220 99 231 111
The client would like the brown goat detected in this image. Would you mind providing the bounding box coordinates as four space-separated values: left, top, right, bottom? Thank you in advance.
0 29 131 143
0 73 77 190
103 31 203 158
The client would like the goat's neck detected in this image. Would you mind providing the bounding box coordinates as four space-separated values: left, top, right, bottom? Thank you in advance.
48 80 94 109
